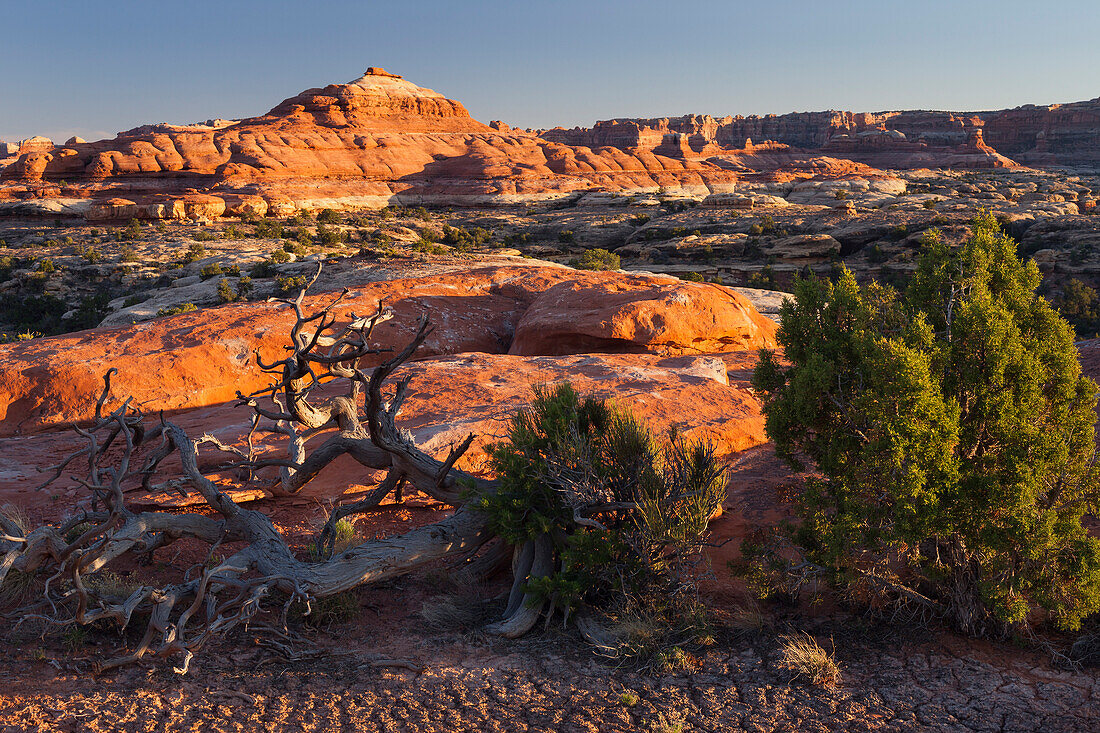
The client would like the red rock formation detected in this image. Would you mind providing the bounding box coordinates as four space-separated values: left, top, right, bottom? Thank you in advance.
0 69 739 215
0 265 776 436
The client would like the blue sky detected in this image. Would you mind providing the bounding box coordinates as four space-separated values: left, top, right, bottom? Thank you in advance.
2 0 1098 143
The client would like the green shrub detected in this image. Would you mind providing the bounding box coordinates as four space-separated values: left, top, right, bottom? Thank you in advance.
316 208 341 224
558 230 576 244
1050 278 1100 339
191 229 218 242
216 279 236 304
680 271 705 282
478 384 724 658
182 243 206 263
747 212 1100 635
199 262 223 280
250 260 279 277
67 293 111 330
441 225 492 251
275 275 309 297
253 220 284 239
570 248 620 271
316 224 346 246
269 249 291 264
156 303 198 318
235 275 254 300
119 245 139 263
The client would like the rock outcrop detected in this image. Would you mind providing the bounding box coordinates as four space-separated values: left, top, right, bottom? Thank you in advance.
0 265 776 436
0 68 739 215
6 68 1099 218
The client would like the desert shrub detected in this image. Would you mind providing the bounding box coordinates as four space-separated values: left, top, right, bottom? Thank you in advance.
1050 278 1100 339
558 229 576 244
66 293 111 330
833 189 850 200
441 225 491 251
868 243 888 263
234 275 254 300
747 265 780 290
747 212 1100 635
216 279 236 304
503 232 531 247
680 271 705 282
316 208 342 224
155 303 198 318
119 218 143 241
199 262 223 280
315 223 346 246
275 275 309 297
250 260 279 277
777 633 840 686
0 293 67 334
570 248 620 271
119 245 138 263
253 219 284 239
630 214 651 226
191 229 218 242
477 384 725 660
413 238 447 255
181 243 206 263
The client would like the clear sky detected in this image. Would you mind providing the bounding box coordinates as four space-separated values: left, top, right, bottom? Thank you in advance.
2 0 1098 144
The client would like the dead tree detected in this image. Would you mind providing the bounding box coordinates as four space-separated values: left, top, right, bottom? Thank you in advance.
0 275 592 672
0 272 722 671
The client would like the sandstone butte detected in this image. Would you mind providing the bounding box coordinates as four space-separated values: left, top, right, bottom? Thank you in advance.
5 67 1097 220
0 265 777 454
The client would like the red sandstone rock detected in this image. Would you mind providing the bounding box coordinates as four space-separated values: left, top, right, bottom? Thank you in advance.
510 276 777 356
0 266 773 436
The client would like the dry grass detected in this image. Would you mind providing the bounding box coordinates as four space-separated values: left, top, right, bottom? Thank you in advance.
419 568 492 632
777 631 841 687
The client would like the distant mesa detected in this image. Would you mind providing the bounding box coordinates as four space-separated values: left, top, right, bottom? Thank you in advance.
1 68 1098 219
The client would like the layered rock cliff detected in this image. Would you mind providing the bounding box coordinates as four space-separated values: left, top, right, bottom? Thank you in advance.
2 69 1097 218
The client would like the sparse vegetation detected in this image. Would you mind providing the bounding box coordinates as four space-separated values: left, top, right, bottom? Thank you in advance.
570 248 620 271
777 632 840 686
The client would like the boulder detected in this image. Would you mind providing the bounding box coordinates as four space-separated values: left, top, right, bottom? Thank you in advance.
509 276 777 356
85 198 140 221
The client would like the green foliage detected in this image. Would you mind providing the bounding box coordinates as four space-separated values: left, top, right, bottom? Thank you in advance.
747 265 780 290
199 262 223 280
315 223 346 246
268 249 291 264
316 208 342 224
181 243 206 263
570 248 621 271
216 279 236 304
118 245 139 263
441 224 492 251
252 219 284 239
630 214 651 226
749 212 1100 634
557 229 576 244
1050 278 1100 339
67 293 111 330
235 275 254 300
155 302 198 318
478 384 724 653
680 271 705 282
275 275 309 297
0 293 67 335
191 229 218 242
